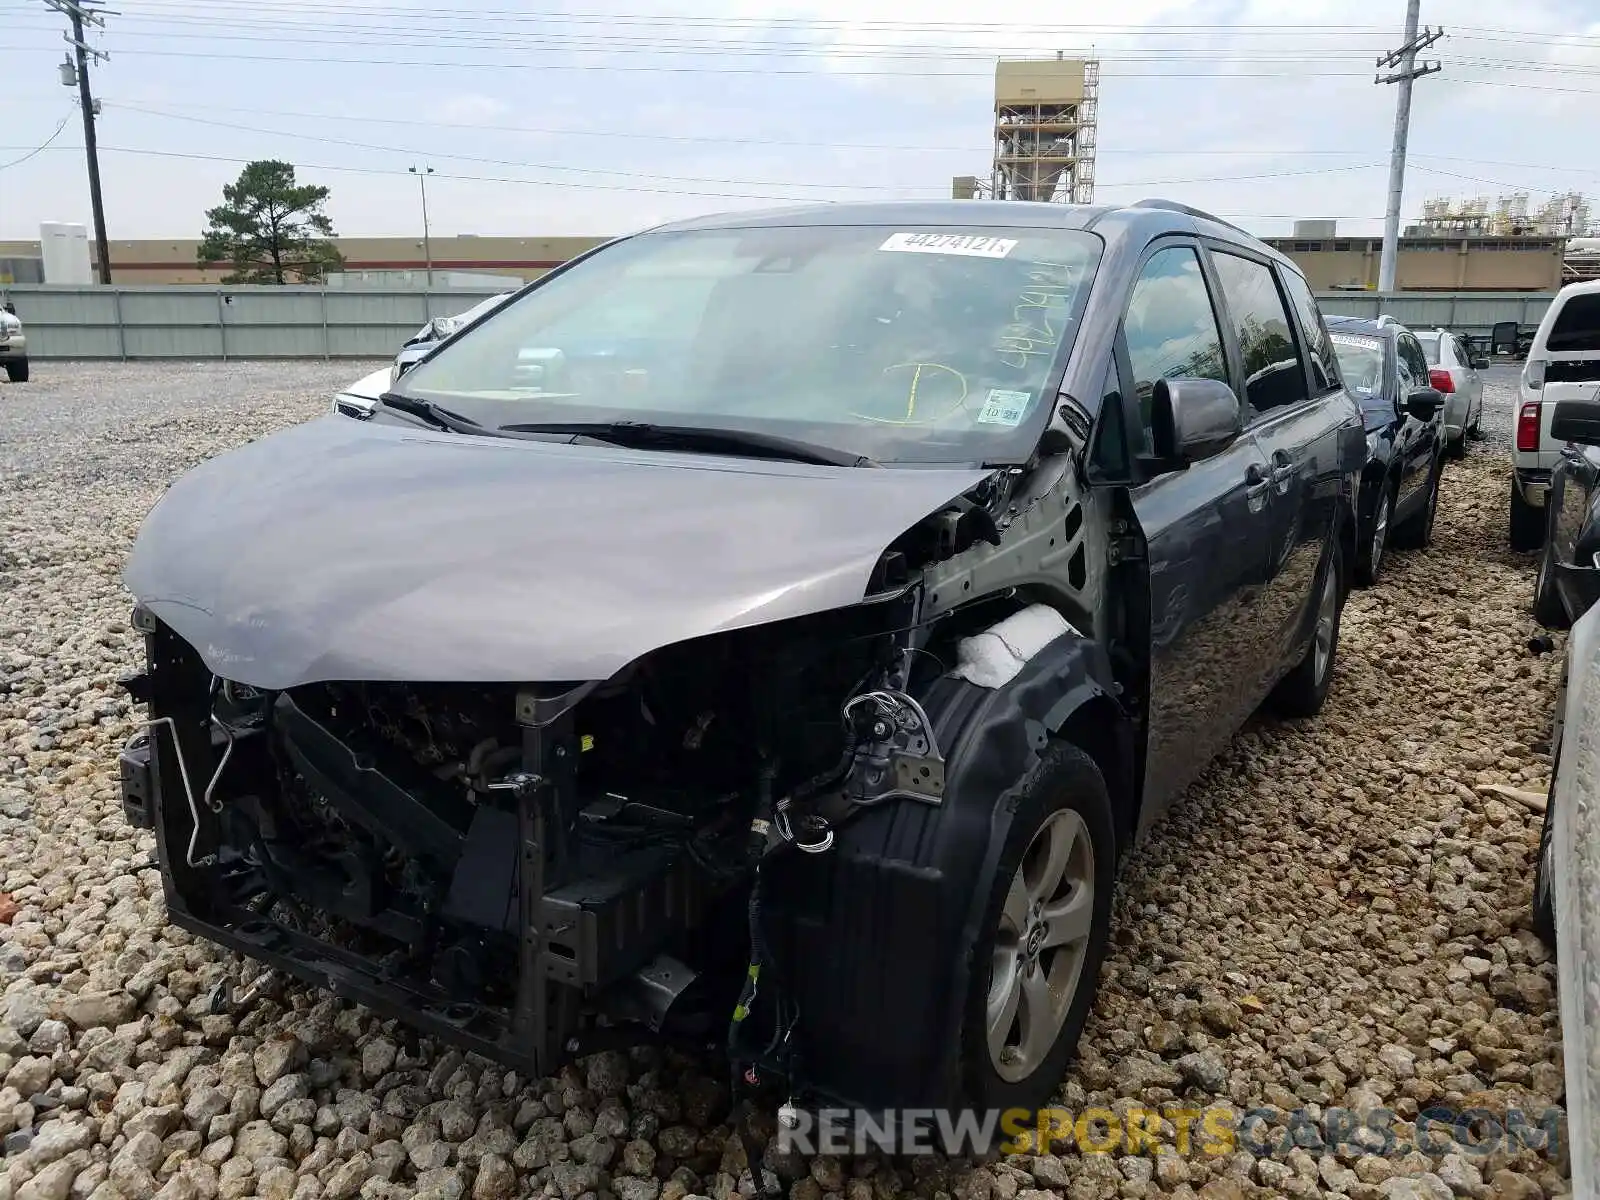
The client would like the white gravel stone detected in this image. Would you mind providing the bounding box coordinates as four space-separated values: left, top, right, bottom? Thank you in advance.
0 363 1572 1200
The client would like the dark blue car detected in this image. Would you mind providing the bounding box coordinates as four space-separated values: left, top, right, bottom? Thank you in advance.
1324 314 1448 584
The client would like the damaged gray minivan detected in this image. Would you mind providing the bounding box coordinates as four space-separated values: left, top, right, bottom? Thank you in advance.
118 199 1365 1121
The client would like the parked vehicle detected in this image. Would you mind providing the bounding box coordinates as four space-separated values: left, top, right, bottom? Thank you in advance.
391 290 517 384
1414 326 1487 457
115 199 1364 1116
1528 590 1600 1200
1533 396 1600 628
1511 279 1600 550
1324 315 1447 584
0 301 26 383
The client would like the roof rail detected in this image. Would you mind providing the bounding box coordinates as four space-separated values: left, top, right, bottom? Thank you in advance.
1131 198 1252 238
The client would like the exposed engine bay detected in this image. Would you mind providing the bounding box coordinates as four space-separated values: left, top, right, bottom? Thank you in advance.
117 448 1109 1133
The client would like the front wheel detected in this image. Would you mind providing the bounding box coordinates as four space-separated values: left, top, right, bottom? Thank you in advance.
2 358 25 383
1532 788 1557 948
1266 537 1344 718
960 741 1115 1115
1533 538 1569 628
1354 485 1391 587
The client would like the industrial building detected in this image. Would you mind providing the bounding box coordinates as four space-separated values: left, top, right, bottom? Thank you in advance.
1264 220 1566 293
0 234 607 286
953 54 1098 205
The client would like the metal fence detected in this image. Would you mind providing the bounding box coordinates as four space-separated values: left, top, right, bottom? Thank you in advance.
0 283 1561 361
3 285 509 360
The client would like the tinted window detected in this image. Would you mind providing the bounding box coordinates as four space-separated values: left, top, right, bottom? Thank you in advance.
1398 335 1430 387
1549 293 1600 353
1121 246 1229 449
1278 269 1338 392
1210 251 1309 413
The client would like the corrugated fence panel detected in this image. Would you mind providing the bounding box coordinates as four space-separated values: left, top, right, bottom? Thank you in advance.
0 284 1564 360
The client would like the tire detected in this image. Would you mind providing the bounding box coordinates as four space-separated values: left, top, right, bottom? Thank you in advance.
1266 537 1344 719
1392 455 1441 550
960 740 1115 1115
1509 477 1545 552
1354 484 1392 587
1533 538 1570 629
2 358 25 383
1532 787 1557 948
1448 431 1467 461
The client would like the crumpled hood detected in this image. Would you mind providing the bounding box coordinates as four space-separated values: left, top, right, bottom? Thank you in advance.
123 416 990 688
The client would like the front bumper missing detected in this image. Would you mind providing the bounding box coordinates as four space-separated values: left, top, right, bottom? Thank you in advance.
118 661 710 1076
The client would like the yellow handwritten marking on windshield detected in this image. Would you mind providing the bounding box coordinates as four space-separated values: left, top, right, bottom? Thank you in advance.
850 362 969 425
995 262 1080 371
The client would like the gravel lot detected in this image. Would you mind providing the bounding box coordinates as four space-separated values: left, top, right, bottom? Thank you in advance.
0 362 1573 1200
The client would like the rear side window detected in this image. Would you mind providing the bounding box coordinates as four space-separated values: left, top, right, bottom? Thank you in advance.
1210 251 1310 414
1548 293 1600 353
1278 269 1339 392
1122 246 1230 449
1397 335 1429 388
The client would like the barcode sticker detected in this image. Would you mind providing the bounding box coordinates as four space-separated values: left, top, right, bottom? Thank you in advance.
879 232 1018 259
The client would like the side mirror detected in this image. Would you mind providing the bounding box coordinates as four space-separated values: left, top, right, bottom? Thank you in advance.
1471 355 1490 370
1551 399 1600 447
1149 377 1243 466
1405 387 1445 421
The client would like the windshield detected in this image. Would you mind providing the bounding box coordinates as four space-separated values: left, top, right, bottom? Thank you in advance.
1331 331 1388 405
1415 333 1441 363
394 224 1103 464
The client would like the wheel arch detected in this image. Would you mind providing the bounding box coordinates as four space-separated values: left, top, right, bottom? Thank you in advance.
760 628 1132 1112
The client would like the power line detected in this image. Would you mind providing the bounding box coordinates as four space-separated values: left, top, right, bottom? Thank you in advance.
98 101 1389 193
1375 1 1443 293
0 113 71 171
40 0 114 284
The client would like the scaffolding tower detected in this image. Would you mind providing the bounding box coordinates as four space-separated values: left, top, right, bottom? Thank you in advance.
991 55 1098 204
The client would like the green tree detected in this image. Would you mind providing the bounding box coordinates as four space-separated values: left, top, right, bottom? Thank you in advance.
197 160 343 284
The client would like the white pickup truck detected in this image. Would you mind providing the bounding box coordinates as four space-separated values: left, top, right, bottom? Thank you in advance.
1511 279 1600 550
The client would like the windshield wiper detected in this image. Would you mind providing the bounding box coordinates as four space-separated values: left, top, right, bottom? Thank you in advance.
498 420 876 468
377 392 486 433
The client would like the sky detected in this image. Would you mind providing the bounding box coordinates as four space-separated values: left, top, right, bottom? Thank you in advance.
2 0 1599 243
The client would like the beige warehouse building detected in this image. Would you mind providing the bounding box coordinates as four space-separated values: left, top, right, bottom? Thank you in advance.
0 235 608 286
1 229 1566 293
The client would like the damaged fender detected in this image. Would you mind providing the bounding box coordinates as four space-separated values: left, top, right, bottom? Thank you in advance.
762 622 1124 1111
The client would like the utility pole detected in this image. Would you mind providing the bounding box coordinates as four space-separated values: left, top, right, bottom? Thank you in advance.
409 165 435 289
1375 0 1442 294
44 0 116 284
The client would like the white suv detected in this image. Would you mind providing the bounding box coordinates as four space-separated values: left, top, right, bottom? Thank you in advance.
1511 279 1600 550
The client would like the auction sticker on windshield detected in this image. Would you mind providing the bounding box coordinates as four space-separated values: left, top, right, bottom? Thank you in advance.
1330 332 1384 353
879 232 1019 259
976 389 1032 426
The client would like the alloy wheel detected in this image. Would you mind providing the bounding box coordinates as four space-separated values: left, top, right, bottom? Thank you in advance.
1313 562 1338 685
1371 494 1390 575
987 808 1096 1082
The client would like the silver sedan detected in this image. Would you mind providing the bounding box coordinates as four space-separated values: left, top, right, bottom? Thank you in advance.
1416 327 1487 457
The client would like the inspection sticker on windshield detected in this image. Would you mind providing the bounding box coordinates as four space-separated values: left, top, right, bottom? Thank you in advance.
976 389 1032 426
879 232 1018 258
